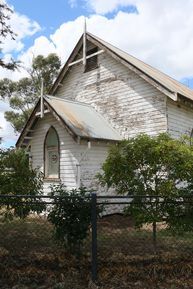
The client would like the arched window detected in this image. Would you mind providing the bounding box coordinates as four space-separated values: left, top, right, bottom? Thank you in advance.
44 127 59 179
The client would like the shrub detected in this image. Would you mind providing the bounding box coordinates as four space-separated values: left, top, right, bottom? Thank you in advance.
98 133 193 239
0 148 44 219
48 184 92 256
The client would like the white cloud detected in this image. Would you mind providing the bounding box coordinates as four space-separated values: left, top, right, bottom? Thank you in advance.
68 0 78 8
50 16 86 63
0 1 40 147
10 0 193 81
1 36 57 82
85 0 137 14
3 1 193 81
19 36 56 66
2 0 193 146
1 7 41 54
0 100 18 148
80 0 193 80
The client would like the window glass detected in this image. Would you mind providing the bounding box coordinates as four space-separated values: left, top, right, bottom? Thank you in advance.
45 127 59 178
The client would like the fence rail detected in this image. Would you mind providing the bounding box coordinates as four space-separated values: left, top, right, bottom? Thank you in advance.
1 193 193 288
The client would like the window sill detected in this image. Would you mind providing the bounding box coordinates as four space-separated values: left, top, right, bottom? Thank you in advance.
43 178 61 183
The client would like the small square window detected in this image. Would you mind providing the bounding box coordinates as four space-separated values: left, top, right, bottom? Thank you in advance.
84 47 98 72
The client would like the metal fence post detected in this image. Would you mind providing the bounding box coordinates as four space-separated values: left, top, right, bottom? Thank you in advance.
91 192 97 283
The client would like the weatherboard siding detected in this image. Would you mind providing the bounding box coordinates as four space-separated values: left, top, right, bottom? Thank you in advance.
79 141 108 190
30 113 108 192
167 99 193 138
55 51 167 137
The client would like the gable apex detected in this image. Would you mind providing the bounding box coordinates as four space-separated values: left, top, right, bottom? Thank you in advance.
50 32 193 103
50 33 104 95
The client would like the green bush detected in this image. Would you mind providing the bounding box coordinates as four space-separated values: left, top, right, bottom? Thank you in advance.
0 148 44 219
48 184 92 256
98 133 193 235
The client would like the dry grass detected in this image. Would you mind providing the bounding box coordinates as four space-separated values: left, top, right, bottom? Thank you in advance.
1 215 193 288
97 215 193 289
0 217 89 289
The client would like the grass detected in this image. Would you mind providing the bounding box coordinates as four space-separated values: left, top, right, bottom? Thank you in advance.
0 217 89 289
97 215 193 289
1 214 193 288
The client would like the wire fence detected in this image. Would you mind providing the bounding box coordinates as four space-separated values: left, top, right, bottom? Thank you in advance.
1 194 193 289
0 194 92 289
96 195 193 289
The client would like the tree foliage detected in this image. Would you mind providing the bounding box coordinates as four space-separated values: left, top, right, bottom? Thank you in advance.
98 133 193 234
0 148 44 219
0 53 61 132
30 54 61 93
0 3 18 70
48 184 92 256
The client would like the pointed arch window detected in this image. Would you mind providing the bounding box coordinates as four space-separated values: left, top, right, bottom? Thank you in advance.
44 127 59 179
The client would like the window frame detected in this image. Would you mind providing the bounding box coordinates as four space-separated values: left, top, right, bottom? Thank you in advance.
44 126 60 180
84 47 98 73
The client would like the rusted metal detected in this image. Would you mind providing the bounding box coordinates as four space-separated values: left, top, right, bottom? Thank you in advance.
16 95 122 147
45 96 122 141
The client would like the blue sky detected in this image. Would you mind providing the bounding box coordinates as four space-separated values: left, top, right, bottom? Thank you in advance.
6 0 87 54
1 0 193 148
6 0 138 60
8 0 87 35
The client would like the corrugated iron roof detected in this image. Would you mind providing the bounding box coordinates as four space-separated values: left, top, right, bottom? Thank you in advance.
45 96 122 141
87 32 193 101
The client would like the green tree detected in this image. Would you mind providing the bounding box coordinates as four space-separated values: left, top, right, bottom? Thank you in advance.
29 54 61 93
98 133 193 244
0 148 44 219
0 53 61 132
0 3 18 70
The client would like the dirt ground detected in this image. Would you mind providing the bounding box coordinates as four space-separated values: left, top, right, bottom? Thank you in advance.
0 218 89 289
97 214 193 289
1 215 193 289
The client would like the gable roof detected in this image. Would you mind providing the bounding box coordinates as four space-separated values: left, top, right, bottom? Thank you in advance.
16 96 122 147
45 96 122 140
50 32 193 102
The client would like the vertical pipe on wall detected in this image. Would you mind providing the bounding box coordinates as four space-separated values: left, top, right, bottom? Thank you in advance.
76 163 81 189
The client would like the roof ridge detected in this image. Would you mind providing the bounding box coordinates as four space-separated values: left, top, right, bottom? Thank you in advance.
87 32 193 97
50 31 193 101
87 32 159 70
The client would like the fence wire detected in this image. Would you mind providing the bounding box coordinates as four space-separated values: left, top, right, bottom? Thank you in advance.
0 195 91 289
96 195 193 289
1 194 193 289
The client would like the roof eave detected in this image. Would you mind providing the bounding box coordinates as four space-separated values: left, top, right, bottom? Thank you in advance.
45 99 122 142
50 32 180 102
86 33 178 102
79 135 122 143
17 97 121 148
16 99 40 148
16 97 78 148
49 34 83 95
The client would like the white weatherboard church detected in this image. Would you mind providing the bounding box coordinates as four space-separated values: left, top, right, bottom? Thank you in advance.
17 30 193 192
